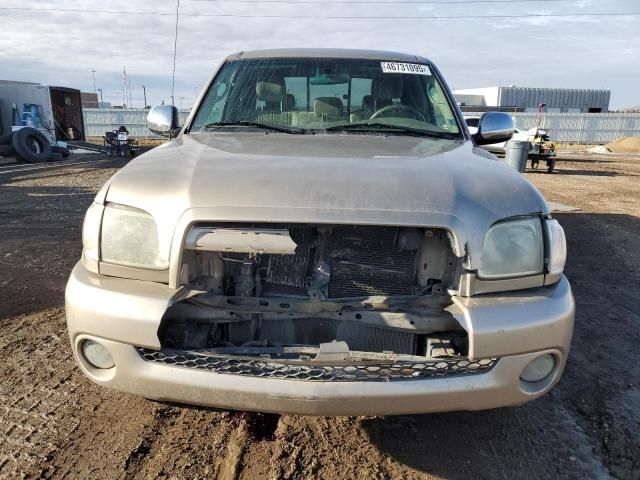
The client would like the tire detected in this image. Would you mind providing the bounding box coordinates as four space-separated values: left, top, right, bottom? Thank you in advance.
11 128 52 163
48 152 63 162
51 145 71 158
547 158 556 174
0 144 15 157
0 133 12 146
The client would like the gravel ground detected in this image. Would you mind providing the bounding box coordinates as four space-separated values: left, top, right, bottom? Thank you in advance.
0 151 639 479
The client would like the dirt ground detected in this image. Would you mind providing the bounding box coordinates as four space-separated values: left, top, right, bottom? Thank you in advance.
1 150 639 479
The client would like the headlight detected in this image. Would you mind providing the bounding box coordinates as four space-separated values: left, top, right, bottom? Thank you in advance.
479 217 544 279
82 201 104 263
100 203 167 269
546 219 567 277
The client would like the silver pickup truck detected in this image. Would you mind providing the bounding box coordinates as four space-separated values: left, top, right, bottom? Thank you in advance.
66 48 574 416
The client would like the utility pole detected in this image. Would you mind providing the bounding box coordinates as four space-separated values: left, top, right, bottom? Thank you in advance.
170 0 180 106
122 67 128 109
91 70 97 94
91 69 97 106
142 85 147 109
179 96 185 109
97 88 103 108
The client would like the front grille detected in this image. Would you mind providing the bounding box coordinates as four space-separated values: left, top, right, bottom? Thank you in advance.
137 347 497 382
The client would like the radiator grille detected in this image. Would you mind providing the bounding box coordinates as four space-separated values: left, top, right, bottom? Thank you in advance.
264 226 313 290
193 223 422 298
329 226 418 297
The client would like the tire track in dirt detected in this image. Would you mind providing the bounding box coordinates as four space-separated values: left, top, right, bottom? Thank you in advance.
112 408 263 478
0 309 84 479
236 415 399 480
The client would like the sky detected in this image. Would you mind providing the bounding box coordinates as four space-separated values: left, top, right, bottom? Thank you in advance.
1 0 638 110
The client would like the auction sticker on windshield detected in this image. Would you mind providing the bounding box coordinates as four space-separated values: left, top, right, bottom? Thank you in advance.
381 62 430 75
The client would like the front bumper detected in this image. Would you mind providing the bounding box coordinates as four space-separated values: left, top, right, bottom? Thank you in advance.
66 262 575 416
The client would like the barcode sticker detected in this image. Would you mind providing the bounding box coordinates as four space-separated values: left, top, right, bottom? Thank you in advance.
381 62 430 75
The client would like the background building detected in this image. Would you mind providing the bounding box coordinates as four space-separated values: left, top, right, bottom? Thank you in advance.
80 92 99 108
80 92 111 109
454 86 610 113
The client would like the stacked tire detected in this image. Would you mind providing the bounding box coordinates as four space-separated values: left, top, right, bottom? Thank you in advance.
0 128 70 163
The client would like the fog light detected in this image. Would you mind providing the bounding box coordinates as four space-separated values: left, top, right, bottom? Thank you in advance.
81 340 115 369
520 354 555 383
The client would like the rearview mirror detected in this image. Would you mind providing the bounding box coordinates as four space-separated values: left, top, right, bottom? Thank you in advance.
474 112 515 145
310 73 350 85
147 105 180 137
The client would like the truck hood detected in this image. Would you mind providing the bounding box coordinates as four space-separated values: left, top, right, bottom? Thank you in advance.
105 132 549 268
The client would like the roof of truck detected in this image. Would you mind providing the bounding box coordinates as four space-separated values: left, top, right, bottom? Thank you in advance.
227 48 431 63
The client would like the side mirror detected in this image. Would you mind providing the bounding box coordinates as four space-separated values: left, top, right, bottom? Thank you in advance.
474 112 515 145
147 105 180 137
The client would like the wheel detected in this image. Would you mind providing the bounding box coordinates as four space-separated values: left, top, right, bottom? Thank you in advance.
0 144 15 157
0 133 13 146
11 128 52 163
51 145 71 158
547 158 556 174
105 148 113 157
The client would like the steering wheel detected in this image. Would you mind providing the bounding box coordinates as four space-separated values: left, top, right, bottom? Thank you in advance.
370 104 427 122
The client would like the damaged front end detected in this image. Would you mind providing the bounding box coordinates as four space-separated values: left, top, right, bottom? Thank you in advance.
150 224 490 381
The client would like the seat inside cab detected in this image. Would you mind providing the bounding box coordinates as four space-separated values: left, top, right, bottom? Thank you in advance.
255 80 349 126
249 67 445 130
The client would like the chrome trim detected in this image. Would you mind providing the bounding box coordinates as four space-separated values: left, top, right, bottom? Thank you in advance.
147 105 179 137
136 347 498 382
475 112 516 145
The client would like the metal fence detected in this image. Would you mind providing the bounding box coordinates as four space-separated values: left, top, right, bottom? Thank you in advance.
502 113 640 144
83 108 640 144
83 108 192 138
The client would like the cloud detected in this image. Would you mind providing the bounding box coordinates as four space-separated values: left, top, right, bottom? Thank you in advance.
0 0 638 108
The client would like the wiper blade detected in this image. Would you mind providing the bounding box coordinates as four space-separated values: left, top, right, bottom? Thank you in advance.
323 122 454 139
204 121 305 134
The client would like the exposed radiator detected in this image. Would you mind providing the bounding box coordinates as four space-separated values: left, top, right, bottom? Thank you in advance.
328 226 418 297
209 223 420 298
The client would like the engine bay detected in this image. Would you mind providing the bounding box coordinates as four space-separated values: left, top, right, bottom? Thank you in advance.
160 224 467 357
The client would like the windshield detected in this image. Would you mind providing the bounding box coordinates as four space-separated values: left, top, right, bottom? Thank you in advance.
191 58 461 137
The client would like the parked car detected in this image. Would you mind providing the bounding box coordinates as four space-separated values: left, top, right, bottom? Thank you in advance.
66 49 574 416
